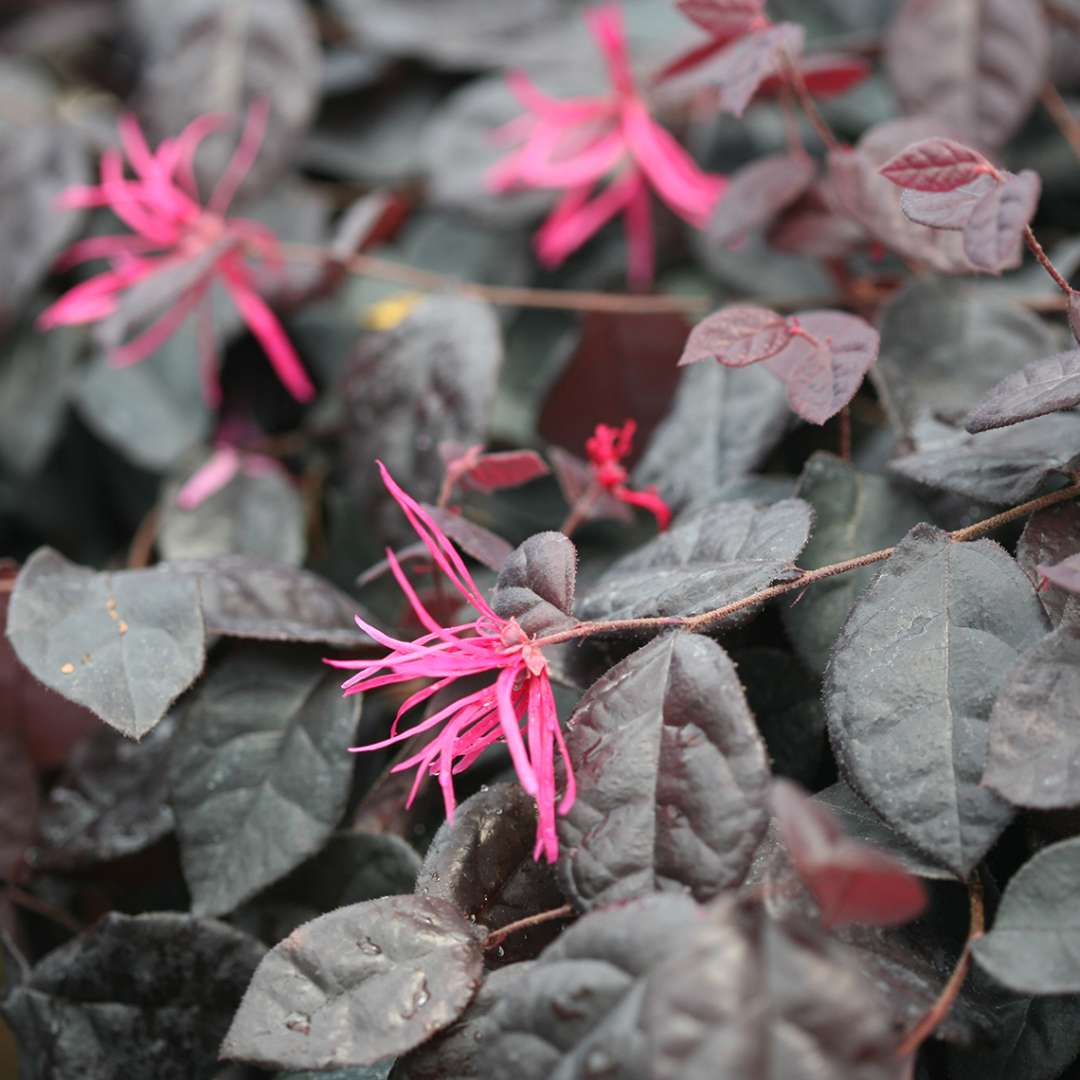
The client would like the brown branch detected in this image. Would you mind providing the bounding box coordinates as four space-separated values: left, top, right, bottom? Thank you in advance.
126 507 159 569
278 243 710 317
780 49 840 152
896 875 985 1059
1041 83 1080 167
4 883 86 935
483 904 574 951
1024 226 1074 297
535 480 1080 647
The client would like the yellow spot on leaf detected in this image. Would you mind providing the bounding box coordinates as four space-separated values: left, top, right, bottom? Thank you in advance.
118 621 128 635
60 663 75 675
364 293 423 332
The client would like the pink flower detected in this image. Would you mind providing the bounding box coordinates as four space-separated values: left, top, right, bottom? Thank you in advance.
488 2 726 288
175 416 289 510
586 419 671 529
38 103 314 406
328 462 575 863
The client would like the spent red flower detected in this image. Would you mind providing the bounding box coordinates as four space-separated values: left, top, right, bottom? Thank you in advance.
586 419 671 529
488 2 726 288
38 103 314 405
328 462 575 863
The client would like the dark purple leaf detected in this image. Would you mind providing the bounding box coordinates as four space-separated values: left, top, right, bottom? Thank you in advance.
678 304 792 368
168 644 361 917
491 531 577 636
973 838 1080 993
133 0 320 200
424 505 514 574
220 895 484 1071
558 633 769 910
633 361 791 512
160 463 307 566
445 448 550 493
327 0 567 70
415 782 565 963
885 0 1051 148
6 547 206 740
963 170 1041 274
172 556 369 648
712 23 806 117
342 296 502 532
815 782 957 880
899 175 996 230
1017 502 1080 624
2 912 265 1080
676 0 765 37
708 152 817 246
641 896 903 1080
983 614 1080 809
965 350 1080 433
879 137 993 192
0 728 38 879
875 280 1061 434
771 780 928 929
234 832 421 946
784 453 927 676
764 310 880 424
825 523 1049 875
34 716 176 871
890 413 1080 506
735 648 827 787
474 895 705 1080
75 344 212 472
578 498 811 622
828 120 976 274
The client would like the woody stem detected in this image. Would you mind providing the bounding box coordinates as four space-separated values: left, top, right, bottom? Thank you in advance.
534 480 1080 648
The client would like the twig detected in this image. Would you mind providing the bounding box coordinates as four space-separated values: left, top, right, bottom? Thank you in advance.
535 480 1080 646
1024 226 1074 297
780 49 839 152
278 243 710 317
126 507 159 569
896 876 985 1058
838 405 852 462
483 904 574 951
1045 0 1080 37
4 883 85 935
1040 83 1080 167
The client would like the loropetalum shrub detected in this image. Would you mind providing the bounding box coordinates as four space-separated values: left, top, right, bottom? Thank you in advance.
6 0 1080 1078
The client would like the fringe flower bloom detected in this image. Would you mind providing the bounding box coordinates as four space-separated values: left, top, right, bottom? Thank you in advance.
329 462 575 863
38 103 314 405
488 2 726 287
587 419 671 529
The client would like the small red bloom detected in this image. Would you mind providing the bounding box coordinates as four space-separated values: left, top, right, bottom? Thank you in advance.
38 103 314 406
328 463 575 863
586 419 671 530
488 2 726 288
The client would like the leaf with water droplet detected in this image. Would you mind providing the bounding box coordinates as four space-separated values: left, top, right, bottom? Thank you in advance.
221 895 484 1071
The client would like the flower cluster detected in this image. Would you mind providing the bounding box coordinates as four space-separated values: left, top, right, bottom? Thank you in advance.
329 463 575 862
488 2 726 287
587 419 671 529
39 103 313 405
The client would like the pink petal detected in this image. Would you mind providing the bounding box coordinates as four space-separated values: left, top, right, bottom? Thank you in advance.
99 148 178 245
216 262 315 402
209 98 270 214
496 664 538 795
534 172 637 267
621 100 725 224
622 170 654 289
376 461 501 622
586 3 635 97
521 128 627 188
505 70 611 124
175 446 241 509
110 279 210 368
53 234 162 270
613 483 672 530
